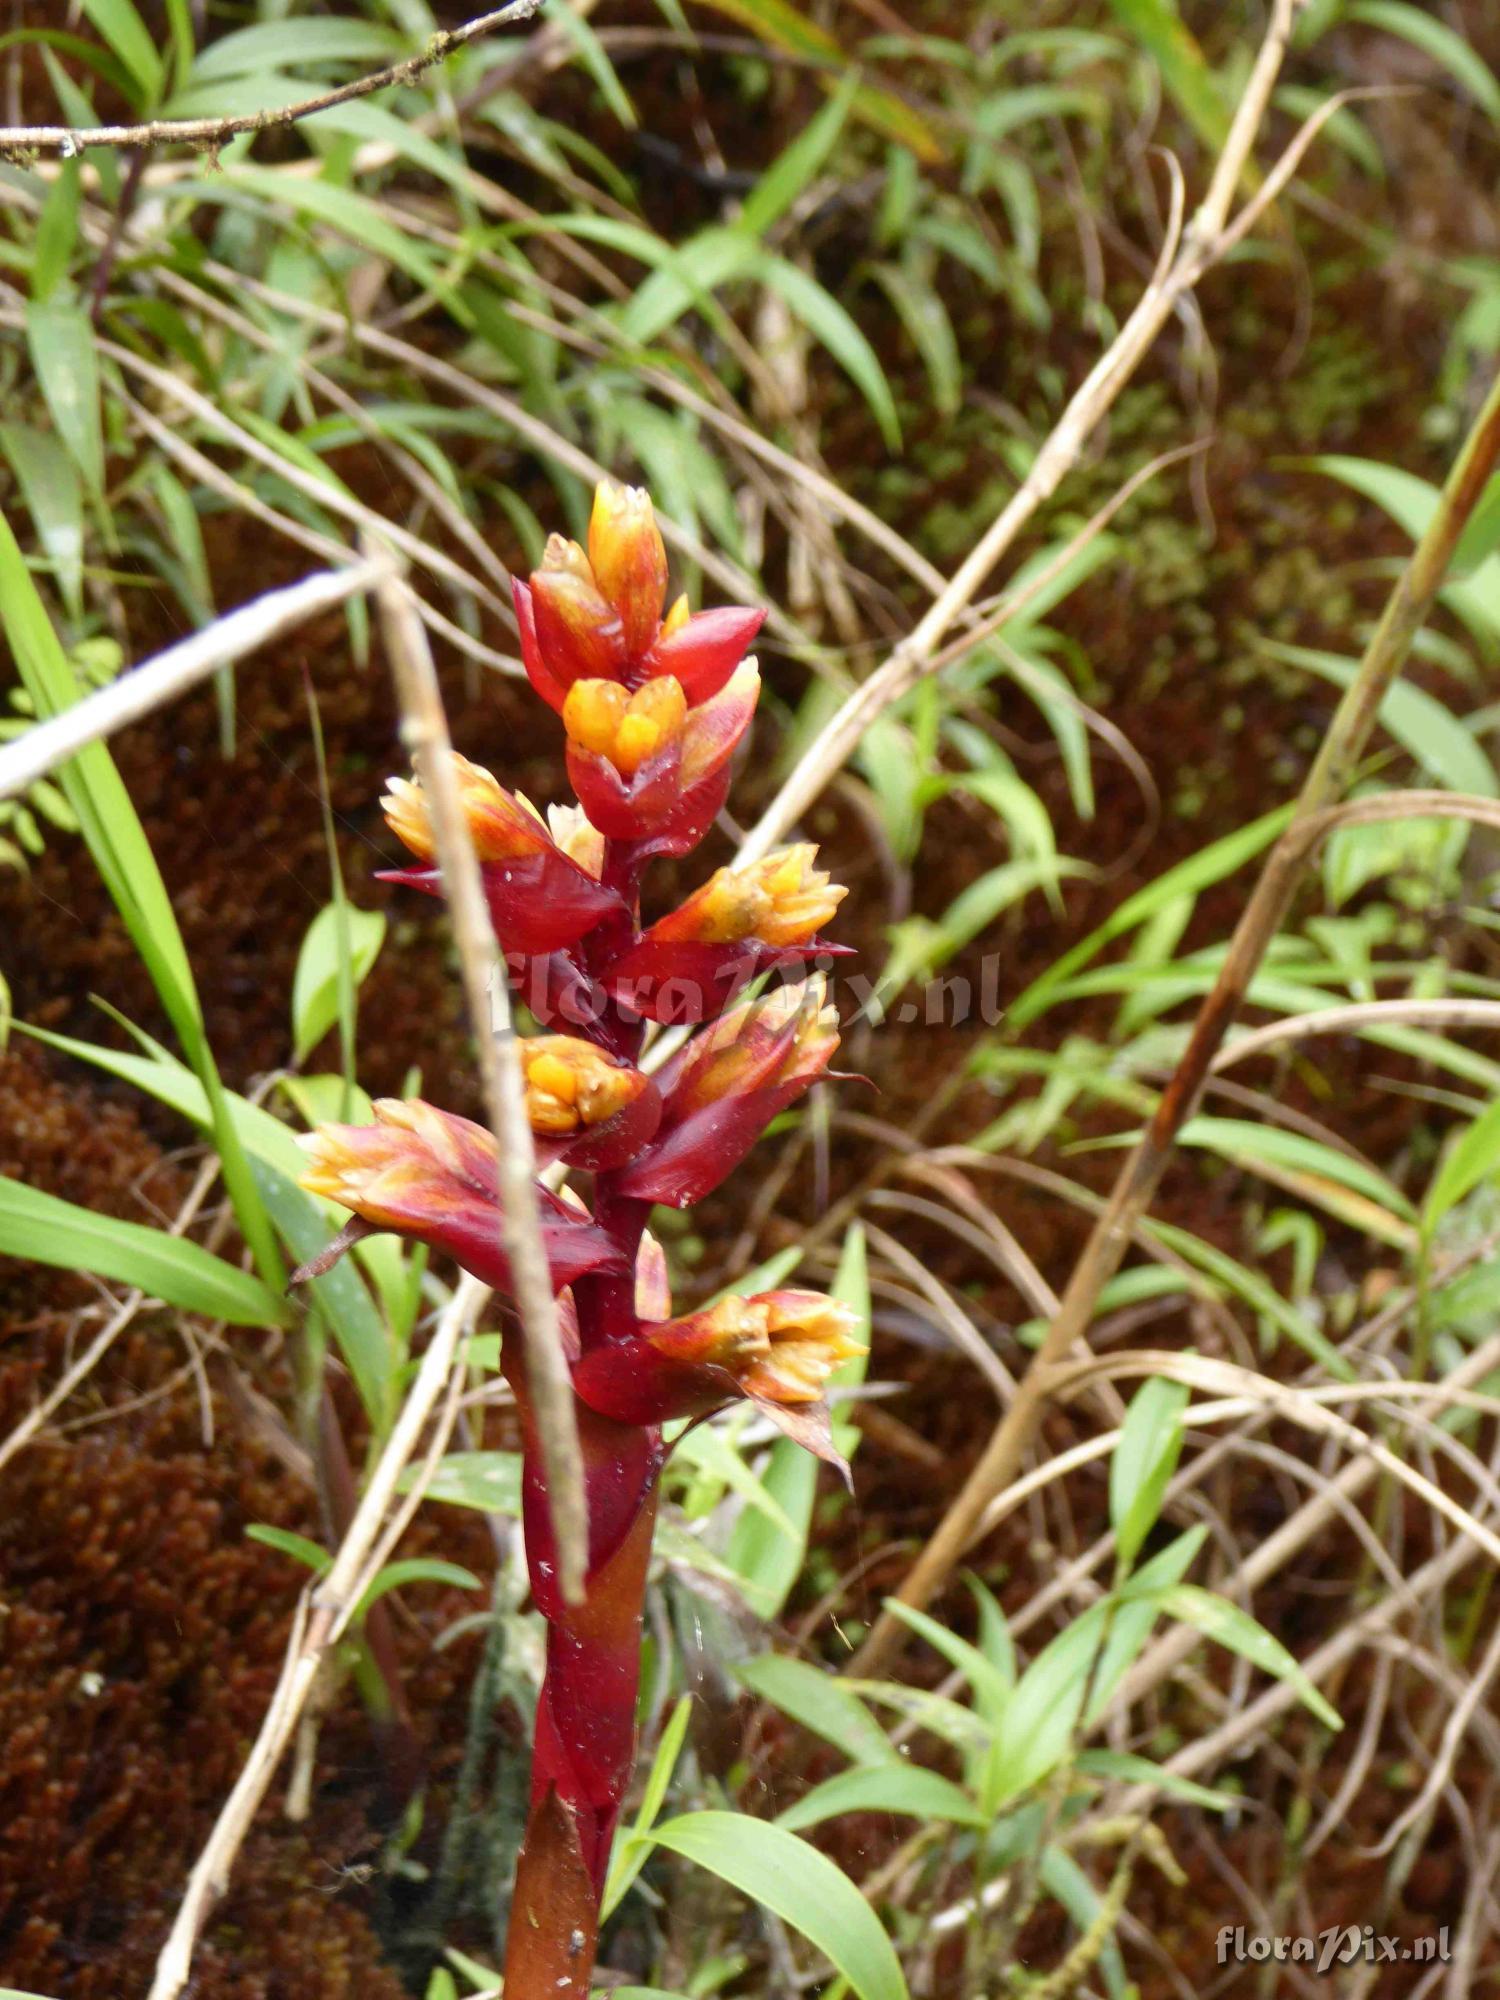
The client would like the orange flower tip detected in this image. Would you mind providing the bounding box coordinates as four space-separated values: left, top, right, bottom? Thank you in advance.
295 1126 421 1223
521 1035 644 1134
789 973 841 1052
667 843 845 947
588 480 668 656
661 591 690 640
380 773 434 861
651 1290 861 1403
755 844 846 946
564 674 686 778
295 1125 358 1202
381 755 545 865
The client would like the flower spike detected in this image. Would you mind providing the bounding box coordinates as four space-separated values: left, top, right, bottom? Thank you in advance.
356 478 858 2000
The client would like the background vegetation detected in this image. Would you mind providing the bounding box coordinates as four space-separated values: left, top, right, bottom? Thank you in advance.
2 0 1500 1995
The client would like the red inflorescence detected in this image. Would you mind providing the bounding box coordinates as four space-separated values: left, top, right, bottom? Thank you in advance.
298 482 856 1996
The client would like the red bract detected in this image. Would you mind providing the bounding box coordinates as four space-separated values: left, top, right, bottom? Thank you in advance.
613 976 841 1204
296 1099 623 1292
603 845 848 1023
297 480 856 2000
379 757 622 954
643 602 766 703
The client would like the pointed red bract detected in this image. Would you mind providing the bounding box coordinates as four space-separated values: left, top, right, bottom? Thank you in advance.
379 851 622 955
296 1099 624 1293
642 603 765 701
513 577 568 713
531 540 629 689
565 733 685 840
614 978 841 1198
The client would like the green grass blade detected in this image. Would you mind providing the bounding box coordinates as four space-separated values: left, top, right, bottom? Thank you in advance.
0 1175 285 1327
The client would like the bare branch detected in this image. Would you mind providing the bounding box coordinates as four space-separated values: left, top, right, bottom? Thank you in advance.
0 3 542 159
0 561 388 802
731 0 1338 873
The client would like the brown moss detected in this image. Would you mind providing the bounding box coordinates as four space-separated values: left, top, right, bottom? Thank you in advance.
0 1052 498 1998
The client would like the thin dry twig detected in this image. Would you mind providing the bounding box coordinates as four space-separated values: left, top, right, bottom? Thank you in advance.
0 561 388 801
146 1273 490 2000
0 3 542 157
373 560 588 1607
0 1151 224 1476
111 384 519 680
854 359 1500 1674
1213 997 1500 1070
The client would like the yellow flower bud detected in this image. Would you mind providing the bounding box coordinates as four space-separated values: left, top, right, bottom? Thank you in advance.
563 675 687 778
588 480 668 657
520 1036 646 1134
381 754 547 865
656 844 845 947
648 1289 862 1404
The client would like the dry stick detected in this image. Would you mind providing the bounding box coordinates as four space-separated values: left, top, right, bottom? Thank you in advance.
0 3 542 156
373 561 588 1607
71 324 516 626
146 1271 489 2000
115 384 519 681
0 560 388 800
1213 997 1500 1069
731 69 1397 867
0 1149 225 1477
852 363 1500 1677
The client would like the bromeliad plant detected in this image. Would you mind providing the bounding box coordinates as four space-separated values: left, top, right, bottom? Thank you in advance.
296 481 860 1994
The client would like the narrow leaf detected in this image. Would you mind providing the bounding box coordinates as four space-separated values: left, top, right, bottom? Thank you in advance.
0 1176 285 1327
645 1813 908 2000
776 1763 986 1833
1153 1583 1342 1729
